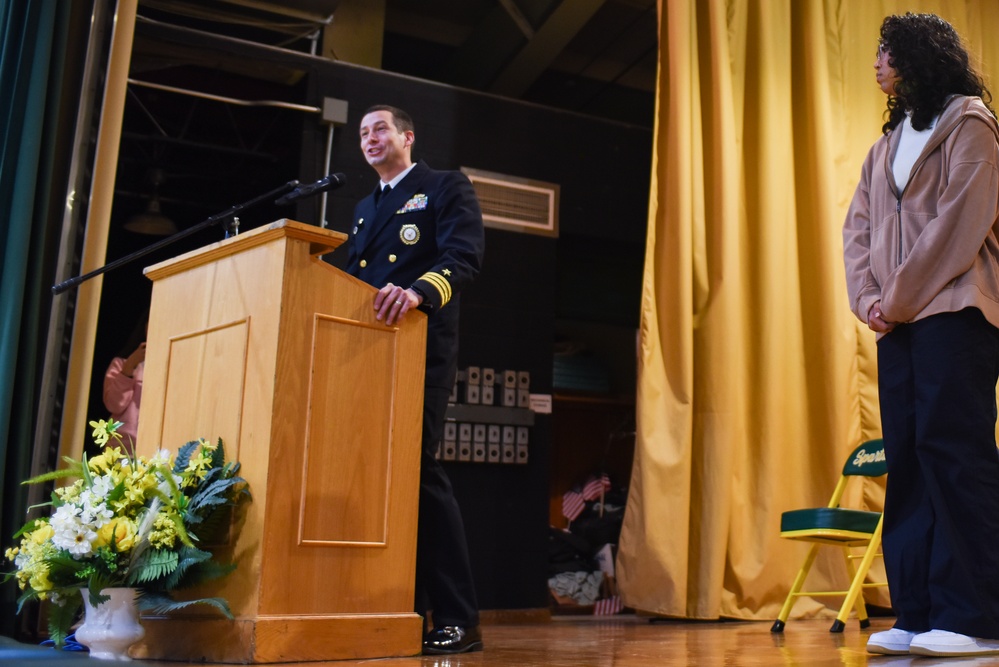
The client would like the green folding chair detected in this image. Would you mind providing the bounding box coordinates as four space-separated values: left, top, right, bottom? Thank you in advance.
771 439 888 633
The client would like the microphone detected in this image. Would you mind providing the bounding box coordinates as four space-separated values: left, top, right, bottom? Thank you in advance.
275 172 347 205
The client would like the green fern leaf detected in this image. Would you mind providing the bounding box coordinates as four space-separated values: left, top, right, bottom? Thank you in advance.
137 593 233 619
173 560 236 590
84 586 111 607
189 505 232 541
126 548 179 585
186 478 244 524
185 495 230 524
209 438 226 469
172 440 202 474
134 590 172 610
162 547 212 590
46 596 82 649
15 588 39 613
43 553 87 588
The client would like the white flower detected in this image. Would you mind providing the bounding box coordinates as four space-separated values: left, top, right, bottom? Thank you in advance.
49 504 81 532
91 474 114 498
76 485 113 529
50 504 97 557
53 523 97 557
79 502 112 528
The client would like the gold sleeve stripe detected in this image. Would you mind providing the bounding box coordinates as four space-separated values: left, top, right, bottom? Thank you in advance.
420 272 452 306
421 272 452 305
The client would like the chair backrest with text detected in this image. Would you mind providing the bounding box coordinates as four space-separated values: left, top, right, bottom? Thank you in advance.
842 440 887 479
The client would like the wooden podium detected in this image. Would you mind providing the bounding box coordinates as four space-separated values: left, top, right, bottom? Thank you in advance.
131 220 427 663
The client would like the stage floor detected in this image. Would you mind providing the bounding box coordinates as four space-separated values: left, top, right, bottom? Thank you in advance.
128 615 990 666
10 615 994 666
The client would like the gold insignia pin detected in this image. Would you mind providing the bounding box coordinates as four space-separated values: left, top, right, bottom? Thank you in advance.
400 224 420 245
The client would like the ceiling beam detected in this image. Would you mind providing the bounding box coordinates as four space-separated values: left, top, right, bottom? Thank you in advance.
497 0 535 39
212 0 340 23
488 0 606 98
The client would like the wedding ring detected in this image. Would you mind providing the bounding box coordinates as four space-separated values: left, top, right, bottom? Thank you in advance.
395 300 403 305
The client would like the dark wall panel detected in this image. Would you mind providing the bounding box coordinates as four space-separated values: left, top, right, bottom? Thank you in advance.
297 60 650 610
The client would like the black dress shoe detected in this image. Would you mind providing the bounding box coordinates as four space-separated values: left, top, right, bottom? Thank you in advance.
423 625 484 654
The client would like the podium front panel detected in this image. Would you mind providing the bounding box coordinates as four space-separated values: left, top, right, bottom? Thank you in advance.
300 314 397 545
160 318 249 456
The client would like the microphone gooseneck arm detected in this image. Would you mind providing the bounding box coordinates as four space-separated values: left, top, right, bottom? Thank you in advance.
51 180 300 295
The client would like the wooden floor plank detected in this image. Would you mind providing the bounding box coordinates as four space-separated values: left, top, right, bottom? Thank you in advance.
130 616 999 666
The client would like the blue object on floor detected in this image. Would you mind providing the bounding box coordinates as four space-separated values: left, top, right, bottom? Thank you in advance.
39 633 86 652
1 633 158 664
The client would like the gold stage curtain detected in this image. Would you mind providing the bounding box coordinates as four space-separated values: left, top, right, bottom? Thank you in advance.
617 0 999 620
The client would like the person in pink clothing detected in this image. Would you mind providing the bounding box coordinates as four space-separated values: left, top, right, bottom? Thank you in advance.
103 337 145 457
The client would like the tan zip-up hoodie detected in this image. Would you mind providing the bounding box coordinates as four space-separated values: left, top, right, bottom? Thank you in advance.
843 95 999 333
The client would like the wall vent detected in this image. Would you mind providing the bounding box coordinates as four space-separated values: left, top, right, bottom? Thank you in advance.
462 168 559 237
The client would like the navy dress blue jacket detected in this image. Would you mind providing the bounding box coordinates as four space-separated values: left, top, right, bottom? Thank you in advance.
345 160 485 389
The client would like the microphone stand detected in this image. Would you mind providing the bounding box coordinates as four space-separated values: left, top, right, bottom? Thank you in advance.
52 180 299 295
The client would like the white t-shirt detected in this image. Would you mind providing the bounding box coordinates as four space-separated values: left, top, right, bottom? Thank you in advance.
893 113 937 191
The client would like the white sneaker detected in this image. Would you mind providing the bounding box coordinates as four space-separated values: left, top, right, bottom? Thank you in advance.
867 628 919 655
910 629 999 656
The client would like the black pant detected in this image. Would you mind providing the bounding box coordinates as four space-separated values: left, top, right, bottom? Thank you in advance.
878 308 999 638
414 385 479 628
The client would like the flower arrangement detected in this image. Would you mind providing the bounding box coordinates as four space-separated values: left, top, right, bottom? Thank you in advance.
3 420 249 648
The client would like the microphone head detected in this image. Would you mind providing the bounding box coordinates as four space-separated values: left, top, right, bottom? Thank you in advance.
275 172 347 205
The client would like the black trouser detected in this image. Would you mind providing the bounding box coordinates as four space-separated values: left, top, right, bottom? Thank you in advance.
878 308 999 638
414 385 479 628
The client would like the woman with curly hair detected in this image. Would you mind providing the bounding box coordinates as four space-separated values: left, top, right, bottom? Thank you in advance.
843 13 999 657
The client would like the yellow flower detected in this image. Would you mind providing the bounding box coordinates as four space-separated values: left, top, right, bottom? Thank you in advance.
55 480 83 502
123 479 146 503
186 451 210 472
182 440 217 487
5 546 18 561
88 446 124 474
94 517 138 551
30 524 54 545
89 419 124 447
28 567 52 592
89 420 112 446
149 512 179 549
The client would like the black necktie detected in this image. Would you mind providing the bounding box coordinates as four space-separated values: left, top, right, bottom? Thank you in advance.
377 184 391 208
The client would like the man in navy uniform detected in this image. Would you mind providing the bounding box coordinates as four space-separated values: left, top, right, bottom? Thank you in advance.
345 105 484 654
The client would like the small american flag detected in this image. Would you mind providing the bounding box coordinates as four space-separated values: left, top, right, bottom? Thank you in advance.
582 473 612 501
594 595 623 615
562 489 585 521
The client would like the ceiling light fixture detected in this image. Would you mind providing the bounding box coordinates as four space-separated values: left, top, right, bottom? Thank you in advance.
124 168 177 236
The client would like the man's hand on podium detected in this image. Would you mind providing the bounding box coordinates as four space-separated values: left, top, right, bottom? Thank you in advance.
374 283 423 326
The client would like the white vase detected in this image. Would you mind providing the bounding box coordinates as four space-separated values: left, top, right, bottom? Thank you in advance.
75 587 145 661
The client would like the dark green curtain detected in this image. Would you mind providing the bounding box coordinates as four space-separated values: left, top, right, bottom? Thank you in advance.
0 0 73 638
